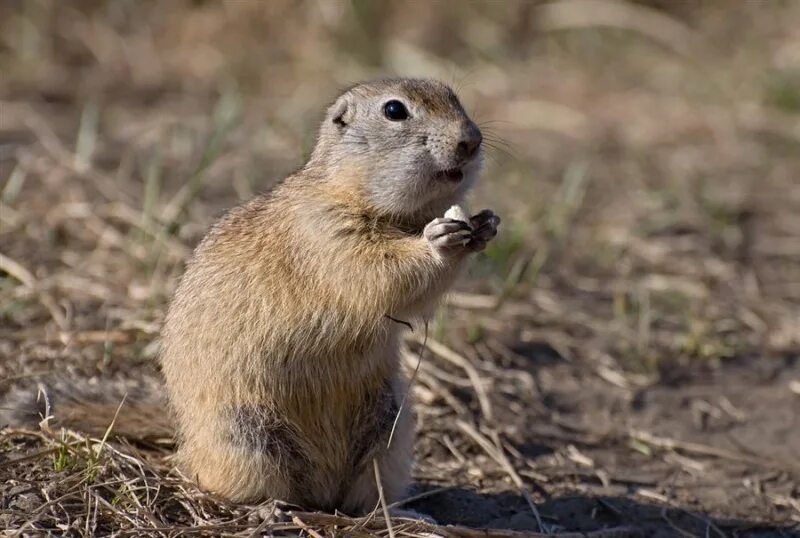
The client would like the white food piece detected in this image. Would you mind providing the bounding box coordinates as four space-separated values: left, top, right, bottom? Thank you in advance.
444 204 472 246
444 204 472 230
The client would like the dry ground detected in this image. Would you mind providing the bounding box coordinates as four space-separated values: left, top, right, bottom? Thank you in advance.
1 1 799 536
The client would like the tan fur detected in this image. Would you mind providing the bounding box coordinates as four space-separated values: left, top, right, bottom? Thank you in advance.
158 79 498 512
0 78 497 515
161 178 453 507
157 79 499 512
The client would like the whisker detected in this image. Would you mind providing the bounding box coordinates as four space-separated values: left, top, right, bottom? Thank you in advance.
482 135 519 158
482 134 515 147
478 119 515 127
478 126 518 151
482 151 504 168
451 70 477 96
481 146 515 166
482 140 519 161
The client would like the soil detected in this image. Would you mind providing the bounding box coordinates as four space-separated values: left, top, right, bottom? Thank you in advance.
409 350 800 536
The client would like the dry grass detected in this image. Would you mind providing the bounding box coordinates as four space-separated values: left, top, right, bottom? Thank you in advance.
1 1 799 536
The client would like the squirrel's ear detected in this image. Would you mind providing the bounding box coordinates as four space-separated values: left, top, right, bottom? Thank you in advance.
329 96 354 129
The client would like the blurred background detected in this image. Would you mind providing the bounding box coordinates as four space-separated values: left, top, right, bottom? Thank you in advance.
1 0 799 534
2 0 799 371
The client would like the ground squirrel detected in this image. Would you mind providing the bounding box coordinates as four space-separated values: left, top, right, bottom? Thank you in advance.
2 78 500 514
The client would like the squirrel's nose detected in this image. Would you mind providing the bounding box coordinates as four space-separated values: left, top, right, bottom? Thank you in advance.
456 121 482 161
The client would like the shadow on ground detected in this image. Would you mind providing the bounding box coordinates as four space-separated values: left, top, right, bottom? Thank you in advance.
407 485 799 537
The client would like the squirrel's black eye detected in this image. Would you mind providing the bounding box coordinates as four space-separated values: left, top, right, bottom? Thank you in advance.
383 100 409 121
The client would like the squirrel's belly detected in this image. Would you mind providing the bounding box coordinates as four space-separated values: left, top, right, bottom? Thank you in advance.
297 379 400 509
222 372 400 508
215 337 404 506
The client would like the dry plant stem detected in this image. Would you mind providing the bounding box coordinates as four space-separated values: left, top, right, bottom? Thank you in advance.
536 0 696 56
0 328 140 344
629 430 800 472
414 336 494 421
373 458 396 538
292 515 325 538
96 394 128 459
387 485 457 509
388 320 428 449
246 504 276 538
456 421 546 534
0 252 68 329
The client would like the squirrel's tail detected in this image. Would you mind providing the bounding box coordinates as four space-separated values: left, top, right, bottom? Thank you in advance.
0 376 172 441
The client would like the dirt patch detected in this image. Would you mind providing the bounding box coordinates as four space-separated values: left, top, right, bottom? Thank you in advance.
409 353 800 536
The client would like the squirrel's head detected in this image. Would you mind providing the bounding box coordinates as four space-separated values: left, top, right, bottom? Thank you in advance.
310 79 483 218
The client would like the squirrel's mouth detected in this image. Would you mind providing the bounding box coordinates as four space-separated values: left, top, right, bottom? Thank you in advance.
434 167 464 182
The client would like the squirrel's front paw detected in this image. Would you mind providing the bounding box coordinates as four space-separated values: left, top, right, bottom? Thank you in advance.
423 218 472 253
466 209 501 252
